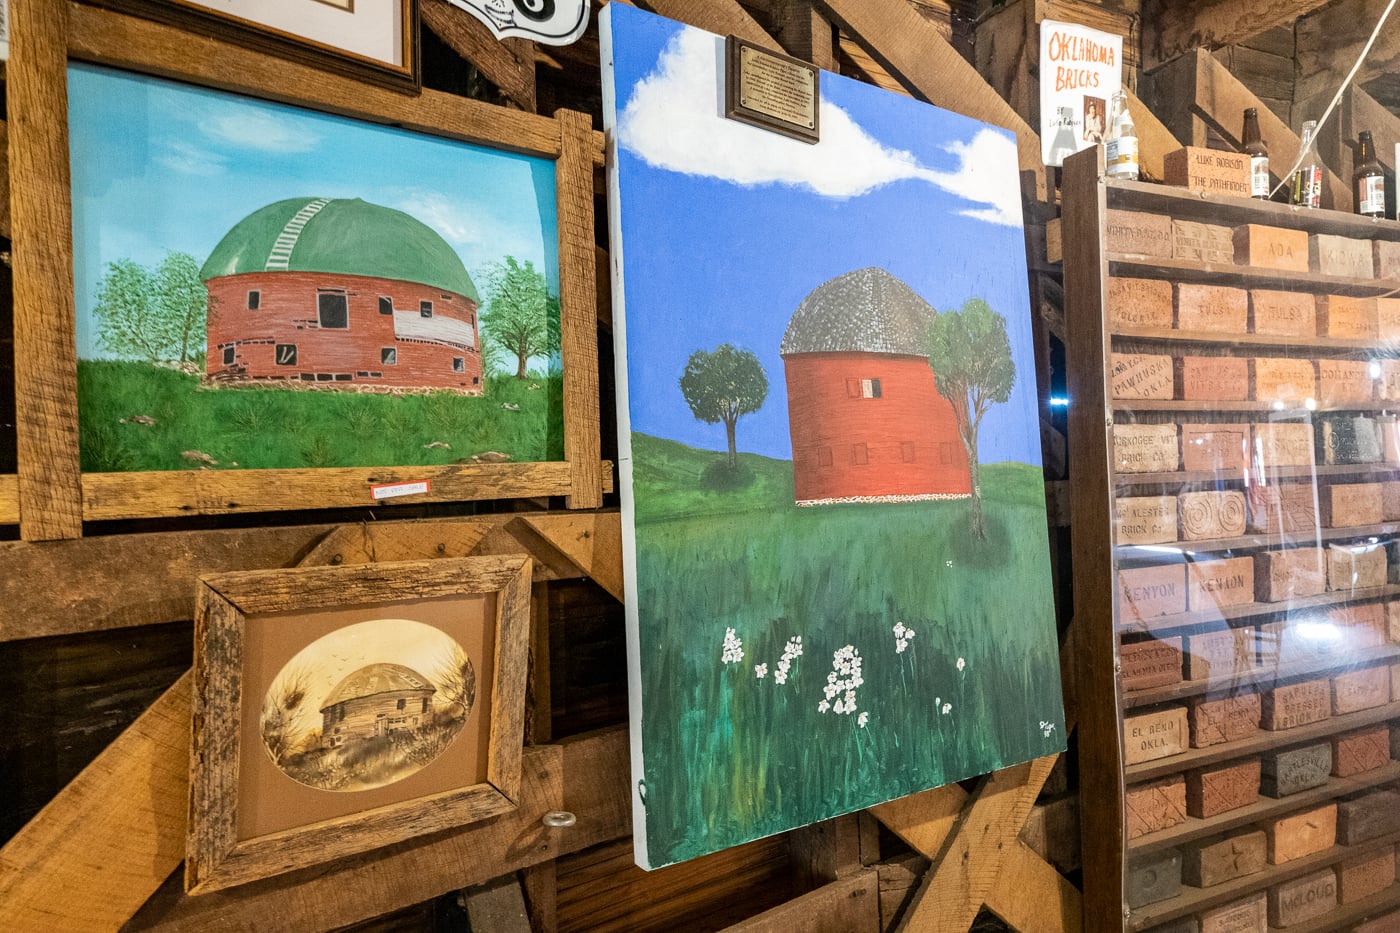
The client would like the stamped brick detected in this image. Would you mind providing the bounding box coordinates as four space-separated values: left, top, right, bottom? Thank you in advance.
1108 276 1175 330
1127 847 1183 908
1379 297 1400 340
1120 564 1188 622
1319 416 1382 465
1121 637 1183 691
1320 482 1384 528
1268 867 1337 926
1251 357 1315 403
1332 665 1390 714
1354 909 1400 933
1317 294 1380 339
1173 219 1237 265
1252 422 1315 469
1264 803 1337 864
1254 547 1326 603
1337 849 1395 903
1235 224 1309 272
1107 209 1174 259
1381 361 1400 404
1387 601 1400 643
1376 241 1400 280
1181 423 1248 472
1317 359 1377 404
1189 691 1262 747
1384 478 1400 518
1245 482 1316 535
1313 233 1376 279
1115 423 1179 473
1251 290 1317 337
1112 352 1174 400
1127 774 1188 839
1337 789 1400 844
1176 356 1249 401
1335 602 1387 649
1188 557 1255 611
1328 542 1387 591
1179 490 1246 541
1124 706 1188 765
1183 830 1266 888
1261 679 1330 730
1200 892 1266 933
1187 758 1260 818
1178 284 1248 333
1165 147 1251 198
1331 726 1390 777
1261 743 1331 797
1185 627 1255 681
1116 495 1178 545
1380 419 1400 465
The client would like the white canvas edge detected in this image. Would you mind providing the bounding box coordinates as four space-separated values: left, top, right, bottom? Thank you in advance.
597 3 652 871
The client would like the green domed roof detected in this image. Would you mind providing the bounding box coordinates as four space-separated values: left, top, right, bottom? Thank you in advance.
201 197 478 301
780 267 934 357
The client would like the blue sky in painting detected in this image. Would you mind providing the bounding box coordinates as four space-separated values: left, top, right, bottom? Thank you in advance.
607 5 1042 466
66 63 559 360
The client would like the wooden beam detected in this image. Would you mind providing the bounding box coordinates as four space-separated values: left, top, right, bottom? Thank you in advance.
0 475 18 525
720 872 881 933
771 0 837 71
985 842 1082 933
837 36 910 97
1142 0 1330 71
0 672 192 933
1295 0 1400 109
421 0 537 111
0 119 11 239
639 0 782 51
11 0 85 540
462 875 534 933
1125 88 1183 184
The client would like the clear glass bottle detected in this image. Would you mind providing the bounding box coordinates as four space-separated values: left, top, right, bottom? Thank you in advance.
1290 119 1323 209
1242 107 1270 199
1354 130 1385 217
1105 91 1139 181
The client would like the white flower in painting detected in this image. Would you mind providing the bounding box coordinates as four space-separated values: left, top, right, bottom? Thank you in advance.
957 657 966 672
818 699 830 713
935 697 941 707
893 621 916 655
858 711 869 728
774 669 788 685
754 663 768 679
721 627 744 665
942 703 953 715
818 645 863 716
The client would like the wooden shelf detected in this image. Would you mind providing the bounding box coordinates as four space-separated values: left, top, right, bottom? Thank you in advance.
1126 701 1400 785
1107 253 1400 297
1273 882 1400 932
1122 645 1400 709
1113 399 1400 413
1128 829 1400 931
1115 585 1400 638
1116 522 1399 560
1130 761 1400 854
1115 463 1400 489
1110 325 1392 353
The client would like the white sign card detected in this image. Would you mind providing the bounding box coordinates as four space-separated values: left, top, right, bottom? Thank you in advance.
1039 19 1123 167
447 0 589 46
0 0 9 63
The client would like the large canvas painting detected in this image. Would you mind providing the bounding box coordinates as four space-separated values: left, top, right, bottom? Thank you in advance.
601 4 1066 869
68 63 563 474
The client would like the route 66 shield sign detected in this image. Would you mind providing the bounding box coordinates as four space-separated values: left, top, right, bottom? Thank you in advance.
447 0 589 46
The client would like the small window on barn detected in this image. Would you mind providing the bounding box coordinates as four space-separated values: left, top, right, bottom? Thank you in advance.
420 300 433 318
247 290 260 310
378 296 393 315
818 446 833 467
473 376 480 385
862 378 882 399
422 697 430 714
852 444 869 465
901 441 916 463
453 357 466 373
940 442 953 464
222 346 235 365
381 347 397 366
318 291 349 329
275 344 298 366
397 698 406 711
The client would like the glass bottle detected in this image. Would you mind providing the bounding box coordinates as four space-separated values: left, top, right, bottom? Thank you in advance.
1354 130 1385 217
1242 107 1270 199
1290 119 1323 209
1105 91 1139 181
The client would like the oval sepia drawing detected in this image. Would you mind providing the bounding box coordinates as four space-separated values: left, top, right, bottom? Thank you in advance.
261 618 477 792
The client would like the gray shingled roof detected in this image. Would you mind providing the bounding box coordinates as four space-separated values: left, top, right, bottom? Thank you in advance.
320 662 436 711
779 267 935 357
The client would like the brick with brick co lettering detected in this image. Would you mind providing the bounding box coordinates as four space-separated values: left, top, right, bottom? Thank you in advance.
1331 726 1390 778
1184 627 1255 681
1112 353 1175 400
1121 637 1183 691
1317 294 1380 339
1337 849 1395 903
1108 276 1175 330
1235 224 1309 272
1177 284 1248 333
1261 743 1331 797
1123 706 1188 765
1265 803 1337 864
1251 289 1317 337
1176 356 1249 401
1114 422 1180 473
1189 691 1262 747
1183 830 1267 888
1107 209 1174 259
1337 789 1400 844
1127 774 1188 839
1313 233 1376 279
1268 867 1337 927
1261 679 1330 730
1173 219 1236 266
1329 542 1387 591
1332 665 1390 714
1254 548 1326 603
1187 758 1260 818
1188 557 1254 611
1116 495 1178 545
1251 357 1315 403
1180 423 1248 472
1321 482 1384 528
1200 891 1267 933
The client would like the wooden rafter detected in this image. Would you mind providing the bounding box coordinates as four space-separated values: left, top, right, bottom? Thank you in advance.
1142 0 1331 71
1295 0 1400 110
421 0 537 111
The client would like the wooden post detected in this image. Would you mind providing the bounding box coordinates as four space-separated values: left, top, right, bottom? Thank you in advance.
771 0 837 71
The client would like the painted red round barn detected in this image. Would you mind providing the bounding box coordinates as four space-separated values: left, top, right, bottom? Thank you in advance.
780 267 971 506
202 197 483 394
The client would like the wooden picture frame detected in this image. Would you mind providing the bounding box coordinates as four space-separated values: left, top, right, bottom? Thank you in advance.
6 1 603 541
187 554 533 894
83 0 423 92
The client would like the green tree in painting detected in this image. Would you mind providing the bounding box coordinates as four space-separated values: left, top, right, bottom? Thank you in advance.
927 298 1015 540
92 251 207 365
480 257 559 379
679 344 769 469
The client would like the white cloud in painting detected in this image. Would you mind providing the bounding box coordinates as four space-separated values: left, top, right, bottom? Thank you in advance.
154 139 229 176
392 191 488 247
199 105 321 153
618 26 1021 225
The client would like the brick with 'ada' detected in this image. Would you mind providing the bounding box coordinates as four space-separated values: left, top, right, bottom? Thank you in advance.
1119 565 1187 621
1252 422 1315 469
1261 743 1331 797
1183 830 1266 887
1114 422 1179 473
1185 627 1255 681
1178 490 1246 541
1188 557 1254 611
1116 496 1177 545
1107 209 1174 259
1108 276 1174 330
1268 867 1337 927
1320 482 1384 528
1336 849 1395 903
1120 637 1183 691
1189 691 1261 747
1112 353 1174 400
1332 664 1390 714
1175 356 1249 401
1337 789 1400 844
1177 284 1248 333
1251 289 1317 337
1265 803 1337 864
1200 892 1266 933
1331 726 1389 778
1312 233 1376 279
1187 757 1260 818
1173 219 1236 265
1261 679 1330 730
1328 542 1387 591
1317 294 1380 339
1123 706 1188 765
1126 774 1188 839
1251 357 1315 403
1180 423 1248 472
1235 224 1309 272
1164 147 1251 199
1254 548 1326 603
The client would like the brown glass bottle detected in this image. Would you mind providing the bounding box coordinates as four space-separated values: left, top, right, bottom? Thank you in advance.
1242 108 1270 199
1354 130 1385 217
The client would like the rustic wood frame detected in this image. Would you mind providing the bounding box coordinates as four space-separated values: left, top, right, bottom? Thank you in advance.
6 0 604 541
83 0 423 91
186 554 533 894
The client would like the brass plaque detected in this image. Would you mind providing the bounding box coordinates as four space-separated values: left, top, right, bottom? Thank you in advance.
725 36 820 143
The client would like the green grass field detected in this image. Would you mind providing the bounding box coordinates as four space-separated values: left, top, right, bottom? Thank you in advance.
77 360 563 471
628 432 1065 867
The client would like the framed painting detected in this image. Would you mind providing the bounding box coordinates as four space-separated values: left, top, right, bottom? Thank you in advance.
84 0 421 91
600 5 1066 869
187 554 532 893
6 0 601 539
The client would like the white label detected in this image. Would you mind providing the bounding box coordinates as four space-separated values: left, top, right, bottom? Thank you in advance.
371 480 431 500
0 0 10 63
1106 136 1138 176
1360 176 1386 215
1251 156 1270 197
1037 20 1124 167
446 0 590 46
